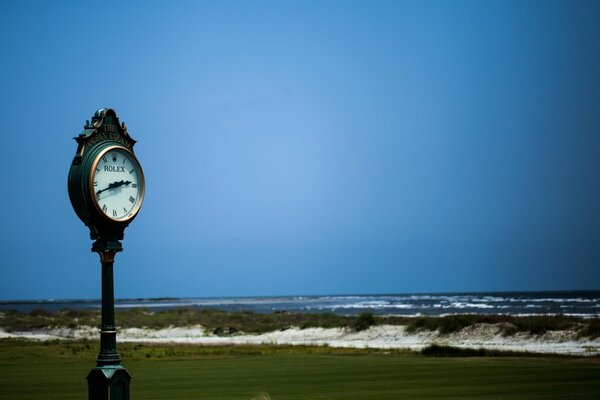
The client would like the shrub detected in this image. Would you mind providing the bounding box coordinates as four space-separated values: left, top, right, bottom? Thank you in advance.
422 344 487 357
578 319 600 339
29 308 51 317
212 326 238 336
505 315 577 336
407 315 486 334
421 344 543 357
352 312 375 331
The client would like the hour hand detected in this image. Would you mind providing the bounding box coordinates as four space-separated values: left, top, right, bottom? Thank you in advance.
109 180 132 190
96 180 132 196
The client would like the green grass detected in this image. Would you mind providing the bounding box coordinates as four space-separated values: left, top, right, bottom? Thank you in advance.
1 339 599 399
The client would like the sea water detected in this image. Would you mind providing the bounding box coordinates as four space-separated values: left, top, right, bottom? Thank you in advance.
1 291 598 318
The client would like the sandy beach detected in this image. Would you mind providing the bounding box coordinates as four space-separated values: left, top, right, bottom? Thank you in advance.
2 324 598 356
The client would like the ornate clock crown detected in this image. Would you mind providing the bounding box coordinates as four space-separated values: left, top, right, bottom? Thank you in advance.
76 108 137 147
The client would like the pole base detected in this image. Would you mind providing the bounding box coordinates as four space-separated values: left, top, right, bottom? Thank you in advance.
87 365 131 400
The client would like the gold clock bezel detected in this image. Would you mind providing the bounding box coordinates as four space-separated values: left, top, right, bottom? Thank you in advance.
89 145 145 223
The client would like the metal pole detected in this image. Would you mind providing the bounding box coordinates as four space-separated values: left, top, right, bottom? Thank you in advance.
87 242 131 400
97 251 121 366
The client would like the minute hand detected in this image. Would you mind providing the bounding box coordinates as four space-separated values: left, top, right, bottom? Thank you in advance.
96 180 132 196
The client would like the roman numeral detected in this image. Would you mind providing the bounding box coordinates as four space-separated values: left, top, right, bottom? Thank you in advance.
122 157 126 164
94 181 97 186
102 155 107 163
102 204 107 213
123 207 128 213
113 209 117 217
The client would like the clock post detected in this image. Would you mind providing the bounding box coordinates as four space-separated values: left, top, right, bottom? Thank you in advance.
87 239 129 400
68 109 145 400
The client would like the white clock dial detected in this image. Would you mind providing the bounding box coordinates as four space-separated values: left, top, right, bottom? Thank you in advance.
90 147 144 221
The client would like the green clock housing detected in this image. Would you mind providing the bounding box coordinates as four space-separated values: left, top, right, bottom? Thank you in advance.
68 108 145 248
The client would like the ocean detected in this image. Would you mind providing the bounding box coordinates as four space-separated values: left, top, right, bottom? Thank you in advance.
1 291 599 318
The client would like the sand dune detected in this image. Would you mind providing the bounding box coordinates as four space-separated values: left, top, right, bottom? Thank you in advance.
2 324 598 356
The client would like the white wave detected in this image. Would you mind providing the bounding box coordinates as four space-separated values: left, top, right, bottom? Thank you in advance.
447 302 495 309
323 301 414 310
511 298 599 303
115 302 199 309
93 294 600 317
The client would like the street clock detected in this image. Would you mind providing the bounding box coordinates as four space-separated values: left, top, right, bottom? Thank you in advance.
68 108 144 399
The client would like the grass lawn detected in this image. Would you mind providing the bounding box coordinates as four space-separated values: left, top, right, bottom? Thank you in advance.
1 340 599 399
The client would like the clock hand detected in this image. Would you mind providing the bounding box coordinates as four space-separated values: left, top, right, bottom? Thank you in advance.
96 180 132 197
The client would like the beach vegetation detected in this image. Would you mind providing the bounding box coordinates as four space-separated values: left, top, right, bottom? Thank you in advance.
29 308 51 317
404 314 584 335
420 344 552 358
351 311 375 331
502 315 580 335
0 308 355 334
578 318 600 339
0 308 595 338
405 315 478 334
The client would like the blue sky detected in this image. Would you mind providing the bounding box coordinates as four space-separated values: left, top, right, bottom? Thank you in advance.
0 0 599 300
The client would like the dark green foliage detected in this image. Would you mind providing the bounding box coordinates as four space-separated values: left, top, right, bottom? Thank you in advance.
352 312 376 331
504 315 579 335
4 308 373 333
62 309 91 318
0 308 353 334
0 309 594 337
578 319 600 339
406 315 476 334
0 309 100 331
158 309 351 333
422 344 499 357
421 344 549 358
405 315 500 334
212 326 238 336
405 314 582 335
29 308 51 317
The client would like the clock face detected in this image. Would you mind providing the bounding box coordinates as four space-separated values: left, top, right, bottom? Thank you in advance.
90 146 145 221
